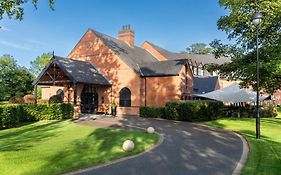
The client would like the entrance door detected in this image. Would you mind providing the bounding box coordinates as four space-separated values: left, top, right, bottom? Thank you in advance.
81 85 98 113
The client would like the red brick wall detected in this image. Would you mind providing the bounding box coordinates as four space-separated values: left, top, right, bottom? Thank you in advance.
141 41 167 61
68 29 142 115
143 66 193 106
273 90 281 105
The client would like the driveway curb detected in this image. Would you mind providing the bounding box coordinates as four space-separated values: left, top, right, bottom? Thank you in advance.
231 132 249 175
197 123 249 175
65 121 164 175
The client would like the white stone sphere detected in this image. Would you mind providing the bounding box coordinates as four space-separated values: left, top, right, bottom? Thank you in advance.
122 140 135 152
147 127 155 134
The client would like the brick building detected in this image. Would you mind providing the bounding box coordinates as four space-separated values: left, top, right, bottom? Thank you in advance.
34 26 231 115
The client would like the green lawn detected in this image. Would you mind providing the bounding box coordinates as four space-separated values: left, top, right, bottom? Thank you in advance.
202 107 281 175
0 120 159 175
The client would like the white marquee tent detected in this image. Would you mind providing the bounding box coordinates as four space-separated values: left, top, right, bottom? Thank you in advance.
194 83 269 103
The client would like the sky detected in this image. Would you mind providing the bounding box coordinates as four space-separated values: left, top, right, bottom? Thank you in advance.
0 0 230 68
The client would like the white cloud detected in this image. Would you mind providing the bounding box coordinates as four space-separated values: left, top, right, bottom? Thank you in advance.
1 26 11 31
0 39 31 50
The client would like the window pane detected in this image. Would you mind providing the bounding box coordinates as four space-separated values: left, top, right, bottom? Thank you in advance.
119 87 131 107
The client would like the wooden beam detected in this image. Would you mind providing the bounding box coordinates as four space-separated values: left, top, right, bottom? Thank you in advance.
38 80 72 84
73 82 77 106
46 72 55 81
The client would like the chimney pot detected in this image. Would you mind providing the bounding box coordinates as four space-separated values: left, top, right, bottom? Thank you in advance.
118 24 135 47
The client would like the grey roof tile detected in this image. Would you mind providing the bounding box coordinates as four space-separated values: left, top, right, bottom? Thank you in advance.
33 56 111 86
146 41 231 65
92 30 158 71
193 76 219 94
139 59 187 77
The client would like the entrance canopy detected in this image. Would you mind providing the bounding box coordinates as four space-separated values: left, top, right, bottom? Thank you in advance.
32 56 111 86
194 83 269 103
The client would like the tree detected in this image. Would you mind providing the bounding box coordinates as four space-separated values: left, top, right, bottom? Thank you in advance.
185 43 212 54
0 55 34 101
210 0 281 94
0 0 54 22
30 53 52 76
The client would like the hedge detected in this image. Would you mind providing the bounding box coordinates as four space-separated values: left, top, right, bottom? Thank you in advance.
0 103 74 129
165 100 224 121
140 100 224 122
140 106 165 118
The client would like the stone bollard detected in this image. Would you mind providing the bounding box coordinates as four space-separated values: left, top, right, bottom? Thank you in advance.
147 127 155 134
122 140 135 152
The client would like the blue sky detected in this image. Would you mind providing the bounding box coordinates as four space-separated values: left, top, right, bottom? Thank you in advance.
0 0 230 68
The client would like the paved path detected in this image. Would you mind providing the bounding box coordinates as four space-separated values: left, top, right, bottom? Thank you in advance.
71 116 245 175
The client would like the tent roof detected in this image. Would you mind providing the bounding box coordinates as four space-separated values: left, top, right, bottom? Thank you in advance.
194 83 269 103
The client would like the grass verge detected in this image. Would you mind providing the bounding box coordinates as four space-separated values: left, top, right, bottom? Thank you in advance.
0 120 159 175
202 111 281 175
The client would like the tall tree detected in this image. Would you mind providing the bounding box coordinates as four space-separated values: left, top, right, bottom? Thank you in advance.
185 43 212 54
0 0 54 22
210 0 281 93
0 55 34 101
30 53 52 76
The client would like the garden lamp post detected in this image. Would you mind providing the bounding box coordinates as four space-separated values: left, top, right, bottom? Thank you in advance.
252 12 263 139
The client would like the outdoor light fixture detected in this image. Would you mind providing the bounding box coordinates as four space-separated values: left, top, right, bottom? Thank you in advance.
252 12 263 139
252 13 263 25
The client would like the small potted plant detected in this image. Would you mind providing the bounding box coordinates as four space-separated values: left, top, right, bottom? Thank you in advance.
111 101 117 116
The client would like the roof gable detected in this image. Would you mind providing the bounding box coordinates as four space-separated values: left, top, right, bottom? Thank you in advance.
90 29 159 71
33 56 111 86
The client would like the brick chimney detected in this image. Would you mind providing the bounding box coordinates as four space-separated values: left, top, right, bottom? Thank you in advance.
118 25 134 47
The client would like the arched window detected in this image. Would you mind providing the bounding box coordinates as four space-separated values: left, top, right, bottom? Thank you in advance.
56 89 64 100
119 87 131 107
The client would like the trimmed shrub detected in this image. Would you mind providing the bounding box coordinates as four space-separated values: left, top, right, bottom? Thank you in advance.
0 103 74 129
24 94 36 104
0 104 21 129
164 101 180 120
49 95 63 104
261 104 278 118
165 100 224 121
9 96 24 104
140 106 165 118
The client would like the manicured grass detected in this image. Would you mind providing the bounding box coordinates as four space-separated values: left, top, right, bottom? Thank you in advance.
0 120 159 175
202 115 281 175
0 101 8 104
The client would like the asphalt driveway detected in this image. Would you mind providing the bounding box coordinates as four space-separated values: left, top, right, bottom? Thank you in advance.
71 116 245 175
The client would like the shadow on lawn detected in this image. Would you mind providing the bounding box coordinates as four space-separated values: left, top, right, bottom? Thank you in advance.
31 128 153 175
0 120 64 152
202 119 227 129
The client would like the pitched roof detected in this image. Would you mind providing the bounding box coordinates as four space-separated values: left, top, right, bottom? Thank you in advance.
92 29 158 71
33 56 111 86
139 59 187 77
193 76 219 94
145 41 231 65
